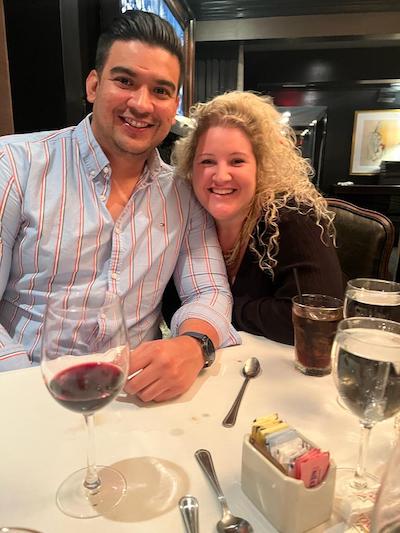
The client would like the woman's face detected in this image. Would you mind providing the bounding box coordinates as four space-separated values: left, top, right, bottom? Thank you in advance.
192 126 257 226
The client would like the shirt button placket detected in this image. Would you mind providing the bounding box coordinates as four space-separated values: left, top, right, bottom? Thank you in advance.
111 224 121 289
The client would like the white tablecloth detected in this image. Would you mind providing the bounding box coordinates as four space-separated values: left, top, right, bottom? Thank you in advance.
0 332 393 532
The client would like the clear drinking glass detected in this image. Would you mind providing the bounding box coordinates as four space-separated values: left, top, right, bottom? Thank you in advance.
41 290 129 518
344 278 400 321
331 317 400 514
344 279 400 436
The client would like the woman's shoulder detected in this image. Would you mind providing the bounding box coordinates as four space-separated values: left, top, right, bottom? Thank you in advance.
257 202 320 231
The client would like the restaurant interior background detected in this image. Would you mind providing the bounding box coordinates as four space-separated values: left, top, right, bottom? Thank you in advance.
1 0 400 228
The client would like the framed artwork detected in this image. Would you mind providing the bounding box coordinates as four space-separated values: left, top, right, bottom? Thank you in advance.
350 109 400 175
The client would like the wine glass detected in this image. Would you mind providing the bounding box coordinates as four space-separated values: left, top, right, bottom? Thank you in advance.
331 317 400 516
41 290 129 518
343 278 400 434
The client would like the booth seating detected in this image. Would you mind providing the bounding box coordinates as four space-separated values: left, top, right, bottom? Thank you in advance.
327 198 395 281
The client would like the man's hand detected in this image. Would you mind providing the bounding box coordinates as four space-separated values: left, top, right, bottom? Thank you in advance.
124 335 204 402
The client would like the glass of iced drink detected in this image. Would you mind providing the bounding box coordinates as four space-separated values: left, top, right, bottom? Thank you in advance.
292 294 343 376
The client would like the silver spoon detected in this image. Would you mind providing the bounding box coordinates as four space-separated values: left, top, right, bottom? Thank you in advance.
222 357 261 427
179 495 199 533
195 449 253 533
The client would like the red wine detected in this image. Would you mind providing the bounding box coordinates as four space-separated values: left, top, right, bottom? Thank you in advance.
48 361 125 414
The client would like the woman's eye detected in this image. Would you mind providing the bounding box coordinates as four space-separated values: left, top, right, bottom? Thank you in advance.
200 159 215 165
232 158 245 165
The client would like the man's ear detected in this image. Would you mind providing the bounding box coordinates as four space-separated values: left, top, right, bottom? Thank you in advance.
86 69 99 104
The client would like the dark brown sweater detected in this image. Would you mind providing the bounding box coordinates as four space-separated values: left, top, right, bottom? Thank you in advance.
162 207 344 345
231 208 344 344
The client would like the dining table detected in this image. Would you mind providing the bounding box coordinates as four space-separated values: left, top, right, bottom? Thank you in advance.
0 331 394 532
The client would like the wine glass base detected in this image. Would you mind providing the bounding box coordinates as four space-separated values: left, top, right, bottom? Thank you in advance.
334 467 380 526
56 466 126 518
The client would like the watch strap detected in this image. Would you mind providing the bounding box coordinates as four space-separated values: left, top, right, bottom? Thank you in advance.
181 331 215 368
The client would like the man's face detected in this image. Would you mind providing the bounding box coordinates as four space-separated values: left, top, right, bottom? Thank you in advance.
86 40 180 165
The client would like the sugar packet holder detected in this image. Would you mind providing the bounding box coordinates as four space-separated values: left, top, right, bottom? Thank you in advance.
241 434 336 533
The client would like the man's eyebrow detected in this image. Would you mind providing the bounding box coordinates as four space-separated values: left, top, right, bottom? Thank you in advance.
109 66 177 93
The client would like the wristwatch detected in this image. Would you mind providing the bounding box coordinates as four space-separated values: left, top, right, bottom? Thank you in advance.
181 331 215 368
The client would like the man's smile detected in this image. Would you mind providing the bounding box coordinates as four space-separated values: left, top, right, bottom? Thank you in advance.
120 115 153 129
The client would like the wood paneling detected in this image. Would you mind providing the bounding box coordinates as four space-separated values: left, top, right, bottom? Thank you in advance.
0 0 13 135
187 0 400 21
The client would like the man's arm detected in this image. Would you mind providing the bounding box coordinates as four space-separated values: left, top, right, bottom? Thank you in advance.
0 147 30 371
169 198 240 347
124 191 240 402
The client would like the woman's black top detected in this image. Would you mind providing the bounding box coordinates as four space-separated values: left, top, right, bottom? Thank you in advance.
162 207 344 345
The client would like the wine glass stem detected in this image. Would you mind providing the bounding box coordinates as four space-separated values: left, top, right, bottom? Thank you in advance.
83 413 101 493
352 422 373 490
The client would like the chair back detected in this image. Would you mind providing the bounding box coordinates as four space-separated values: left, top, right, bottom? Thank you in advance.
326 198 395 281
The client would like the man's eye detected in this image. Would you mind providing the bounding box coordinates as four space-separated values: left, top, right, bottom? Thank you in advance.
113 77 132 87
154 87 171 97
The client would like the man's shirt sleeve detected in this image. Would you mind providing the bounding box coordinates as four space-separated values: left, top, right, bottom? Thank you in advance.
0 147 30 370
169 193 241 347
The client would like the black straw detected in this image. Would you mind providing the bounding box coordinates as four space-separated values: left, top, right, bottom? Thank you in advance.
293 267 304 304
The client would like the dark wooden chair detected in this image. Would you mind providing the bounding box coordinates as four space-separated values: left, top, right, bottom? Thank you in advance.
326 198 395 281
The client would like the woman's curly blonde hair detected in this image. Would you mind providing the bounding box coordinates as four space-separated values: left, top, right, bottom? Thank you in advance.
172 91 335 277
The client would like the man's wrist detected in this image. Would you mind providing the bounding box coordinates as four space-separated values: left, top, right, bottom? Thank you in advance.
180 331 215 368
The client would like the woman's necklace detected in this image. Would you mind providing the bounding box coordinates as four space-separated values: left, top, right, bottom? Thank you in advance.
223 235 250 286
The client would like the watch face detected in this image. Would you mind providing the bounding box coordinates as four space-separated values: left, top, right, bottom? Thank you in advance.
183 332 215 367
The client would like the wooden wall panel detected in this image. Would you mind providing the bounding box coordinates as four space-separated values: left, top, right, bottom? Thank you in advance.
0 0 13 135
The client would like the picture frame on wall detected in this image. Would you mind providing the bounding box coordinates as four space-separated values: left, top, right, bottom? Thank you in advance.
350 109 400 175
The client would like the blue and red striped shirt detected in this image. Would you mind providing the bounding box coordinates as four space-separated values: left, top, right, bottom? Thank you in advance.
0 115 239 370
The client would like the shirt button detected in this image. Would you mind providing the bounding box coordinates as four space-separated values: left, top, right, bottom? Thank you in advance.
114 227 121 235
103 166 110 175
90 170 96 177
111 272 118 280
99 194 106 201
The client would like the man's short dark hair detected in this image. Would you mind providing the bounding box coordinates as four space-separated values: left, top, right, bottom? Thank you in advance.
95 9 184 88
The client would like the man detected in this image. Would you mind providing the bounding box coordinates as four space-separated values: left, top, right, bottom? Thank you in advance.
0 10 239 400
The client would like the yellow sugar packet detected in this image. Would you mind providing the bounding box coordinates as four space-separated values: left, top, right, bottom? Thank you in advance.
251 413 288 445
251 413 279 440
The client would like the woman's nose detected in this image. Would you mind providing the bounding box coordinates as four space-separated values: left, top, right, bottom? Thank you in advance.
127 86 153 114
214 164 232 183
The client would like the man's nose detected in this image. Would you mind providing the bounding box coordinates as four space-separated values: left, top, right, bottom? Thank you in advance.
127 86 153 114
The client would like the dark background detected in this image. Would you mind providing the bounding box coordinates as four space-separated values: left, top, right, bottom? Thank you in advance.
245 46 400 193
4 1 400 197
3 0 118 133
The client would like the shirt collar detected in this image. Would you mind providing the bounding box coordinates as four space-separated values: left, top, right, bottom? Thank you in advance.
73 114 109 180
73 114 163 184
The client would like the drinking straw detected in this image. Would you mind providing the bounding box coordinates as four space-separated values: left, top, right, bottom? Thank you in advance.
293 267 304 304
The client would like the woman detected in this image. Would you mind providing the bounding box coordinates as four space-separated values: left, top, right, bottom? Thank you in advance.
164 91 343 344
